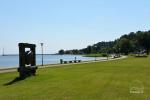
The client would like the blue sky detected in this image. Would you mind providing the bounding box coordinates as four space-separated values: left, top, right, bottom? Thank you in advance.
0 0 150 54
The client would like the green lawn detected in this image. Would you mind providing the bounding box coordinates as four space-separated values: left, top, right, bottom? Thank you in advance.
0 57 150 100
83 53 108 57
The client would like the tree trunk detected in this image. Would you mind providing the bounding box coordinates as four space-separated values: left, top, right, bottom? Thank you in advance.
146 49 150 55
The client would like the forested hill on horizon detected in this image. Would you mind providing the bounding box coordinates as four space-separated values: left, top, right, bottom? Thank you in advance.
59 30 150 55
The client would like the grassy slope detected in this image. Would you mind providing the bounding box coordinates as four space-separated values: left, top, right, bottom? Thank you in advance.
0 57 150 100
83 53 107 57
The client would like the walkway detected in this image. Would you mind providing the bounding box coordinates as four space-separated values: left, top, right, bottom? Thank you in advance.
0 56 127 74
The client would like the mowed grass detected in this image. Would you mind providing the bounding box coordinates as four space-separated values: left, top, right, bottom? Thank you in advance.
83 53 107 57
0 57 150 100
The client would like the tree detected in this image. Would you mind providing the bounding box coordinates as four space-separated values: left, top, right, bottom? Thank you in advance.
86 46 92 54
118 38 131 55
137 31 150 55
58 30 150 55
72 49 80 54
58 49 65 55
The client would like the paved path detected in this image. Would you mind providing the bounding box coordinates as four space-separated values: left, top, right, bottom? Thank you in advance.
0 56 127 74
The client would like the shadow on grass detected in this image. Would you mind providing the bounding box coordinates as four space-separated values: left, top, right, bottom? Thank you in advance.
4 77 26 86
4 74 37 86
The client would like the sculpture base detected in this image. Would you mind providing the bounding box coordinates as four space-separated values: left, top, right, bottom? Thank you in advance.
18 66 37 78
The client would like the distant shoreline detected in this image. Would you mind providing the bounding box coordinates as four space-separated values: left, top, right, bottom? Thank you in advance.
1 54 59 56
0 56 127 73
0 54 97 68
0 54 84 56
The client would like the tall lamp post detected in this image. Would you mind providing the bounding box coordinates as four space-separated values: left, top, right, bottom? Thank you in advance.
2 48 4 56
94 45 97 61
40 43 44 66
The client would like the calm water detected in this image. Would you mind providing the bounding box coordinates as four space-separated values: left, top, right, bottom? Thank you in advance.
0 55 106 68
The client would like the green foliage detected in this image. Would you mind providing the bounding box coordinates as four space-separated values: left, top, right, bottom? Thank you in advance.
117 38 132 55
83 53 108 57
101 53 108 57
58 30 150 55
137 31 150 54
58 49 64 55
83 54 102 57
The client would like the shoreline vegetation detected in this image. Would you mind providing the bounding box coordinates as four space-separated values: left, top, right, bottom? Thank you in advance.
58 30 150 56
82 53 108 57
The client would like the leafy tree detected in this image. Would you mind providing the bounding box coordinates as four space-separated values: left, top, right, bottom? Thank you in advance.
58 49 65 55
58 30 150 55
86 46 92 54
72 49 80 54
137 31 150 55
118 38 131 55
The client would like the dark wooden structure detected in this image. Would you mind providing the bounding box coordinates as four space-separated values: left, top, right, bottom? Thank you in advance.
18 43 37 78
60 59 81 64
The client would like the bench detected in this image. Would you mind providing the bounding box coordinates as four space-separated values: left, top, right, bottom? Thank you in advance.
60 59 81 64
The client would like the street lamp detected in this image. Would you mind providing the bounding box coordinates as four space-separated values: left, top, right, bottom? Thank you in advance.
94 45 97 61
40 43 44 66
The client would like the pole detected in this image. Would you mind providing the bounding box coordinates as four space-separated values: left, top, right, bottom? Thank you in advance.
2 48 4 56
40 43 44 66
